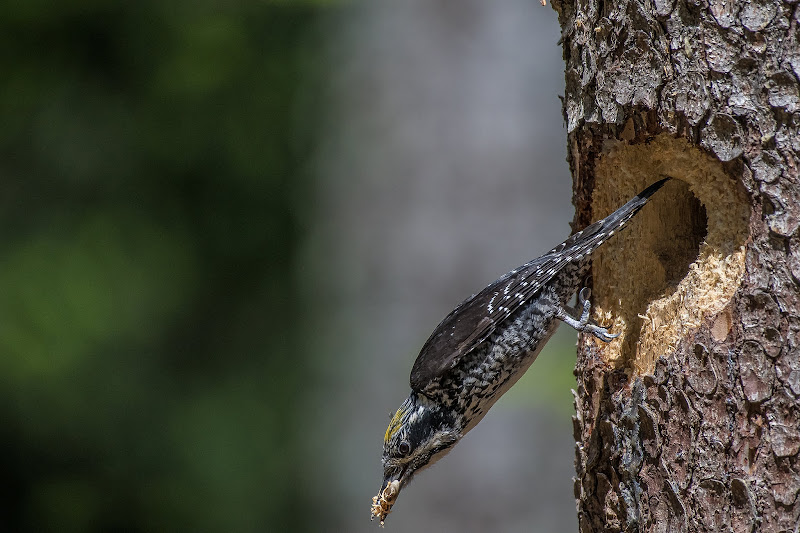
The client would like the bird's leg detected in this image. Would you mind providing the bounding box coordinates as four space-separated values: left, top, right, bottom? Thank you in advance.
555 287 620 342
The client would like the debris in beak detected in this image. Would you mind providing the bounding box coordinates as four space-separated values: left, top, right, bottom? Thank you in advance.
370 480 400 526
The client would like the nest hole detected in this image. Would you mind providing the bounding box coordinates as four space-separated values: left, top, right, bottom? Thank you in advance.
589 134 749 374
653 181 707 286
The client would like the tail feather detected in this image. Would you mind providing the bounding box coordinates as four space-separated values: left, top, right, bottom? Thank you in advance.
550 177 669 258
596 177 670 235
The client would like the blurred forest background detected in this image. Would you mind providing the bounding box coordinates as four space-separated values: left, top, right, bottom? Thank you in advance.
1 1 579 532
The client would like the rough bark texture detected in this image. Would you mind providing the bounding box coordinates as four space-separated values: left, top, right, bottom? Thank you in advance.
550 0 800 531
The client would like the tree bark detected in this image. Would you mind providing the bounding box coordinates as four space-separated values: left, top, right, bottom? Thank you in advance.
551 0 800 531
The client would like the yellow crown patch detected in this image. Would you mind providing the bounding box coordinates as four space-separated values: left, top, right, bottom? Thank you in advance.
384 407 405 444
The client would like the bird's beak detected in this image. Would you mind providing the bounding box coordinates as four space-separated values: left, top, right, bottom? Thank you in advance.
372 467 405 525
380 463 409 493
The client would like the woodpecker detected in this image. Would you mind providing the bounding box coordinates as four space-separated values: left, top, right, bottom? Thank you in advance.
371 178 669 525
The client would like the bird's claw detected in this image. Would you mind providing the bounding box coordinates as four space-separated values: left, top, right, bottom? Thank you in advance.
557 287 619 342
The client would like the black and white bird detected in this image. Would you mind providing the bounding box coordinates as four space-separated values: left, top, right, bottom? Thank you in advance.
371 178 669 525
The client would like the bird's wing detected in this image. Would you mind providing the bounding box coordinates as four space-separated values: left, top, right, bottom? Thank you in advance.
408 231 594 392
408 178 669 391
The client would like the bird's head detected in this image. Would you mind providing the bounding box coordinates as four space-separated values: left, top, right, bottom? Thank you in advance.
374 393 460 520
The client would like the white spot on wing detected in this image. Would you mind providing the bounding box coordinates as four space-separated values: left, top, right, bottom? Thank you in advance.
488 292 498 314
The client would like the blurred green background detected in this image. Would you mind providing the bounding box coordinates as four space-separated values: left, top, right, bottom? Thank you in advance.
0 2 579 532
0 3 321 531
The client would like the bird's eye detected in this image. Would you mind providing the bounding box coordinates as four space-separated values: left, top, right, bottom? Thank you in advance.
398 441 411 456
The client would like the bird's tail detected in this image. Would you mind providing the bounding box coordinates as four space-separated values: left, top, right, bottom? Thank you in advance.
549 177 670 258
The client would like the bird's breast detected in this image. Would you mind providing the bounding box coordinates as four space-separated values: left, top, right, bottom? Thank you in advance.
423 285 564 434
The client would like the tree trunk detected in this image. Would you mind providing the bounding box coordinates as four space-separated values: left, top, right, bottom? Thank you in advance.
550 0 800 530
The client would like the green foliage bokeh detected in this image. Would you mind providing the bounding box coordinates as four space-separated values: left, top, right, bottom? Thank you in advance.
0 2 320 531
